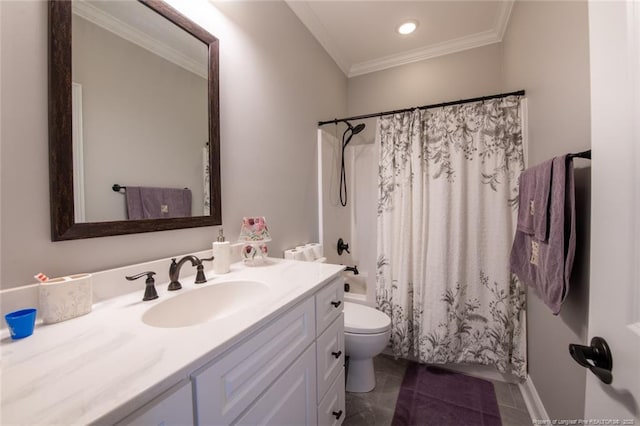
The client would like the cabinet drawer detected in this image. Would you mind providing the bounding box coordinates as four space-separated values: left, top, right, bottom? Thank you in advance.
192 298 315 425
315 277 344 335
116 381 193 426
316 313 344 401
318 368 345 426
235 344 317 426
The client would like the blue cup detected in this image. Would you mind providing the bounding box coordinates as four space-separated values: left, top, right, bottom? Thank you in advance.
5 308 37 340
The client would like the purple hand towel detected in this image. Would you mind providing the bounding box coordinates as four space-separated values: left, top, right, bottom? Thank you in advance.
126 186 192 220
516 158 553 241
510 156 576 315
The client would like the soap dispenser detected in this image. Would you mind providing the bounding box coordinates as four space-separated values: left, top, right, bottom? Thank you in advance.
212 228 231 274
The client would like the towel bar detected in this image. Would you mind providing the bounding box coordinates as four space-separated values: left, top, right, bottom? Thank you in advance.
567 149 591 159
112 184 190 193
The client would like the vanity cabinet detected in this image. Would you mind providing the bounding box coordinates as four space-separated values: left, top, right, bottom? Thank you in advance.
192 275 345 426
192 298 316 424
315 277 344 335
315 278 346 426
316 313 345 403
235 344 317 426
116 381 194 426
318 369 346 426
0 259 348 425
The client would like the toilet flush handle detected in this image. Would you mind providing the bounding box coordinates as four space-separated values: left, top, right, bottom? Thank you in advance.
331 300 342 308
331 350 342 359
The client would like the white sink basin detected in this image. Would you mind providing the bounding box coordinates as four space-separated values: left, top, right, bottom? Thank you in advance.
142 280 269 328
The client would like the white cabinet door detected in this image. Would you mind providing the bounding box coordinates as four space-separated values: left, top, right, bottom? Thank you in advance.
316 313 344 401
318 369 345 426
116 381 193 426
192 298 315 425
315 277 344 335
235 344 318 426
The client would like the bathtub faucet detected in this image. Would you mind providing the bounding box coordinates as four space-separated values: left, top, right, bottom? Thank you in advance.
345 265 359 275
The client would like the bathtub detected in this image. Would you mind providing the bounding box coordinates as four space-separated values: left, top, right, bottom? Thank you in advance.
342 271 374 306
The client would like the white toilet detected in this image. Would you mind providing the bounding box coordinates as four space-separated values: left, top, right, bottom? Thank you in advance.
344 301 392 393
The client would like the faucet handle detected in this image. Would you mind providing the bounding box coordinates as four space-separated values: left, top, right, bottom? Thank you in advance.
193 256 214 284
126 271 159 301
337 238 350 255
126 271 156 281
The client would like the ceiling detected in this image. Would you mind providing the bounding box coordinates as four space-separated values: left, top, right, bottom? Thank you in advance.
286 1 514 78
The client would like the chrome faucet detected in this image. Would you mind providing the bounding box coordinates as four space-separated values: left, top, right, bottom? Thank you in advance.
344 265 359 275
168 255 213 291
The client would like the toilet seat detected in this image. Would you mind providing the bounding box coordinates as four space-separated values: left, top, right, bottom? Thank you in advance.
344 302 391 334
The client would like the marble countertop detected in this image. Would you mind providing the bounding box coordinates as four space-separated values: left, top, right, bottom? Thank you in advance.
0 258 344 425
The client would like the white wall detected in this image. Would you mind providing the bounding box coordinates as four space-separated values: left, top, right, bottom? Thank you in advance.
0 0 346 289
348 43 505 115
502 1 591 420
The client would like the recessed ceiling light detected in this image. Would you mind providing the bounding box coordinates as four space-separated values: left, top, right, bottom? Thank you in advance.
397 20 418 35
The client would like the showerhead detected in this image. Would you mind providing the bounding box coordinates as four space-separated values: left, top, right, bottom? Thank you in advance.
342 121 366 150
351 123 366 134
346 121 366 135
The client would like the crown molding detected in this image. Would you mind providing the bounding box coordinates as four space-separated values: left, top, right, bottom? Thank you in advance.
288 0 514 78
495 0 515 40
72 1 207 79
285 0 351 76
348 28 501 77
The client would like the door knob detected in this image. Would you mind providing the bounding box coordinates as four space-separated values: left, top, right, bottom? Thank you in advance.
569 336 613 384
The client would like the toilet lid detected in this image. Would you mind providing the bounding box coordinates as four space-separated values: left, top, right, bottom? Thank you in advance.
344 302 391 334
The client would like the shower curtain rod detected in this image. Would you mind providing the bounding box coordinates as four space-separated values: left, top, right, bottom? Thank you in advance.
317 89 526 126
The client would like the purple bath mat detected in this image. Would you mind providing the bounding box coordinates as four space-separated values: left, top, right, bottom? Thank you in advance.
392 363 502 426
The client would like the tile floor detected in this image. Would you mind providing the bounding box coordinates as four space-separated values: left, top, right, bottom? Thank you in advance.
344 355 533 426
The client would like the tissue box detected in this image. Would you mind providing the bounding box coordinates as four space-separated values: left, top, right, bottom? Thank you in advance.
38 274 93 324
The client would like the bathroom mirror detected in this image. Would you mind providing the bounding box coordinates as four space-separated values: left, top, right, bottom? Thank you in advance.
49 0 220 240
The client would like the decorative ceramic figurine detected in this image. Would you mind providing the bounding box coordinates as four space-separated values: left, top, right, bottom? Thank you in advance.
238 217 271 265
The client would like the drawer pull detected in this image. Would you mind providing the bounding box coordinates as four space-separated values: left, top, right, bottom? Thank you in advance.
330 300 342 308
332 410 343 420
331 350 342 359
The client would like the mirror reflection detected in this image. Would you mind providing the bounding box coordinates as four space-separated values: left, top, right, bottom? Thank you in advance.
71 0 209 222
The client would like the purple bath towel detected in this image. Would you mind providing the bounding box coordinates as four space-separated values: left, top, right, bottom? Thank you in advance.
126 186 192 220
510 156 576 315
516 158 553 241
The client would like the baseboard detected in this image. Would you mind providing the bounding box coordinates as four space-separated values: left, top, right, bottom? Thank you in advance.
519 375 549 421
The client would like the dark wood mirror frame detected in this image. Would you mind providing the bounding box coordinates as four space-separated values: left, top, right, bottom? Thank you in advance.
49 0 221 241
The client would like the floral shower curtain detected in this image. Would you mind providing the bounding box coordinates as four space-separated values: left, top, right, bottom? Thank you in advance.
203 142 210 216
376 96 527 378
